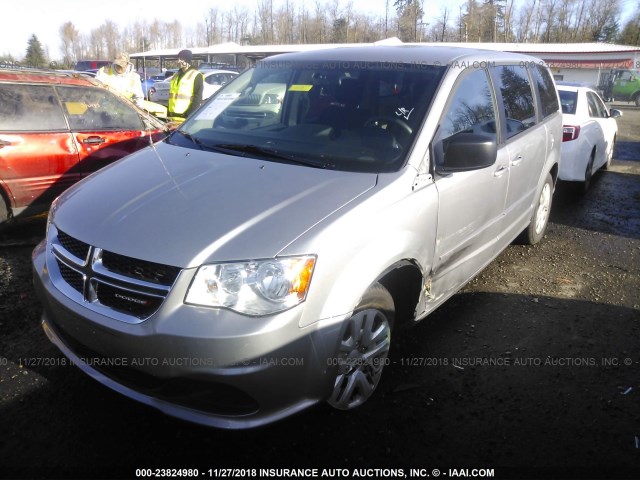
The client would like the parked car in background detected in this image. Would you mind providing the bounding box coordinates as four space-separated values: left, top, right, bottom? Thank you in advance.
198 62 239 72
139 69 178 100
33 46 561 428
149 69 237 105
74 60 110 71
557 82 622 191
0 68 168 224
141 73 166 99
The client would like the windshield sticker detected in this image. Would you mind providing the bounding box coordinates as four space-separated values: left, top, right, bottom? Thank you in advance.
288 84 313 92
196 93 241 120
396 107 414 120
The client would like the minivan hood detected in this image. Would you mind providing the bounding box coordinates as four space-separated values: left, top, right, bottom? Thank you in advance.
53 142 377 267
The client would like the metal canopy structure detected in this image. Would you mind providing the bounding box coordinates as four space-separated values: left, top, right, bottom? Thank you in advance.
130 38 640 72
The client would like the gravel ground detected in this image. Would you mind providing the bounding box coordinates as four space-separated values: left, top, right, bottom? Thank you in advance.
0 109 639 480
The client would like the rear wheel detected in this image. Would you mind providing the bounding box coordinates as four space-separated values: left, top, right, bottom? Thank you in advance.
603 136 615 170
582 152 595 192
327 283 394 410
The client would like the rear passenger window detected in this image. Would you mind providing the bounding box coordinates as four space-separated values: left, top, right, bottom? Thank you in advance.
0 84 67 132
531 64 559 118
491 65 537 139
586 92 607 118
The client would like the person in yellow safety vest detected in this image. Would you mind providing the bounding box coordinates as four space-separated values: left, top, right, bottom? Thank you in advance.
167 49 204 123
96 52 144 107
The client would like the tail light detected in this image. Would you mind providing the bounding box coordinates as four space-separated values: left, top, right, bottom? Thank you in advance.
563 125 580 142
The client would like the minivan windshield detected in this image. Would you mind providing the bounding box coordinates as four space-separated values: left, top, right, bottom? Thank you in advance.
177 60 446 173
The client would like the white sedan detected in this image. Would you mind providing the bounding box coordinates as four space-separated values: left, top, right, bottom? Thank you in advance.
149 70 237 106
557 83 622 191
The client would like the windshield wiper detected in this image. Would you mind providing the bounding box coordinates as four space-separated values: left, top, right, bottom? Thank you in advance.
211 143 334 169
169 130 204 150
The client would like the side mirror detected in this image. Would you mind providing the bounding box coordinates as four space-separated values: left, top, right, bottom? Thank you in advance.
610 109 623 118
436 133 497 173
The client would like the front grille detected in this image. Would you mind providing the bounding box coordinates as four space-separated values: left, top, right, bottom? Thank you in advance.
102 251 180 286
57 230 90 262
96 283 164 319
51 228 182 322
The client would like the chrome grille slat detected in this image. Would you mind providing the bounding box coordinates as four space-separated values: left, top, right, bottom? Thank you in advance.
57 230 90 262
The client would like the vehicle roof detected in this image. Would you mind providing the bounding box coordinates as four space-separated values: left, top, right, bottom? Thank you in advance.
203 69 238 76
262 44 545 67
0 68 101 87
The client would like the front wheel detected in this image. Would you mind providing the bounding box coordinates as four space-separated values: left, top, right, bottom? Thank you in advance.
327 283 394 410
519 173 553 245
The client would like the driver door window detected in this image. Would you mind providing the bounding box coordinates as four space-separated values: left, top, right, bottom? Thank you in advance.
440 69 497 142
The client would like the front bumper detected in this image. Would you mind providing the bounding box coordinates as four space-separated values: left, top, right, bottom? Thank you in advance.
32 240 344 429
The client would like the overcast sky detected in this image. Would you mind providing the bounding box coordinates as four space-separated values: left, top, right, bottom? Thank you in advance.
4 0 638 60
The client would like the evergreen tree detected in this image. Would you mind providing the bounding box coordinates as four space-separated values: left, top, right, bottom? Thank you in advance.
618 12 640 46
25 34 47 68
394 0 424 42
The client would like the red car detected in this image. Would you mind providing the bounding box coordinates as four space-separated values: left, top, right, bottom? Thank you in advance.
0 68 167 224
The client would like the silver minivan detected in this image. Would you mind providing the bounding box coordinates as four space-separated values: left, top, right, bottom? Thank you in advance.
33 45 562 428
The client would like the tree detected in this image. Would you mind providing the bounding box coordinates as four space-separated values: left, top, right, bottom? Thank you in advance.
332 17 349 42
618 10 640 45
395 0 424 42
59 22 80 68
433 7 450 42
25 34 47 68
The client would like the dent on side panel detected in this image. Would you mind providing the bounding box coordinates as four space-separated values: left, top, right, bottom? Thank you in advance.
307 173 439 327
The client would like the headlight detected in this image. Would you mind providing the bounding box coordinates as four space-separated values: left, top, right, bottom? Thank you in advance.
185 255 316 316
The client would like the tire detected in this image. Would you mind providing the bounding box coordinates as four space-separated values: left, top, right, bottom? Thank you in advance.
635 95 640 107
520 173 553 245
582 153 595 193
603 136 615 170
0 195 8 223
327 283 394 410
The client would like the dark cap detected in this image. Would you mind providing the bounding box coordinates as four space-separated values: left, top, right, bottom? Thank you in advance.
177 49 193 62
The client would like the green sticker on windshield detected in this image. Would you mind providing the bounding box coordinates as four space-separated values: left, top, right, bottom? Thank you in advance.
288 85 313 92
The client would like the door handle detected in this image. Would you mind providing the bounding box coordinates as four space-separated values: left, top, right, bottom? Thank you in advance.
494 166 507 177
81 136 106 145
511 155 523 167
0 139 11 148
